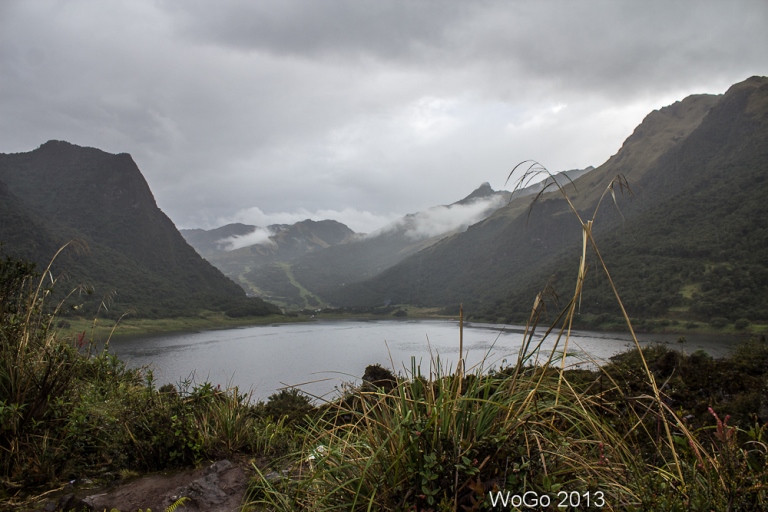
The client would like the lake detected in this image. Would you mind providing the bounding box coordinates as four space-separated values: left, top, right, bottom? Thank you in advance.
108 319 740 402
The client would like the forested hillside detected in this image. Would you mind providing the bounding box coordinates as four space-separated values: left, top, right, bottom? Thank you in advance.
0 141 280 318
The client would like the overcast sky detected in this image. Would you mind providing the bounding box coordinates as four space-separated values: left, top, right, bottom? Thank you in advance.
1 1 766 233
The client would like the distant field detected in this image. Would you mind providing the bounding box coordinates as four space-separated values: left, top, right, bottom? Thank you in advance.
56 312 301 340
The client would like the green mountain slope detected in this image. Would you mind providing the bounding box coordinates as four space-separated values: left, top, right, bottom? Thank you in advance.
289 183 513 303
182 219 355 308
0 141 280 319
328 77 768 326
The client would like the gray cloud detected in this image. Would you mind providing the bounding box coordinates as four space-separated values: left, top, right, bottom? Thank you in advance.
1 0 765 232
167 0 471 61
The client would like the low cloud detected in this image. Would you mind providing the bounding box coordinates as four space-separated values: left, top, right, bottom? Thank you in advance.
211 193 505 251
374 195 507 240
218 226 274 251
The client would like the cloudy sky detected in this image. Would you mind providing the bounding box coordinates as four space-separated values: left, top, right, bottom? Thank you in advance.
1 1 766 233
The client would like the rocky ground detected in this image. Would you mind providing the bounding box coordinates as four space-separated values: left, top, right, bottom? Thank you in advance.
34 459 257 512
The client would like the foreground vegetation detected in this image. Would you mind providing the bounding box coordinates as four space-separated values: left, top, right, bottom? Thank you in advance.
249 346 768 511
2 250 768 510
4 168 768 511
0 254 309 508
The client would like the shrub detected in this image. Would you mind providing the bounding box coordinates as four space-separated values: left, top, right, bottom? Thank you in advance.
261 388 314 425
710 317 728 328
734 317 750 330
0 255 85 484
361 363 397 391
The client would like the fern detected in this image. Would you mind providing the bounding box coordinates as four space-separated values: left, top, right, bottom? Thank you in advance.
164 496 189 512
107 496 188 512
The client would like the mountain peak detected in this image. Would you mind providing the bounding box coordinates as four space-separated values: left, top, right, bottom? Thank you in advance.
473 182 494 194
454 182 498 204
41 139 73 147
39 139 98 153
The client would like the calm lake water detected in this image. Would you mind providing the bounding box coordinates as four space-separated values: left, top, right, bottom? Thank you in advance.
108 319 741 402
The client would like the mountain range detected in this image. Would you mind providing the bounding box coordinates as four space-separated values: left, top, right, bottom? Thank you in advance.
181 181 515 308
3 76 766 327
184 76 768 330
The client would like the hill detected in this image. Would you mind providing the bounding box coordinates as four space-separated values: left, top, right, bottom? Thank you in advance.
327 76 768 328
0 141 280 319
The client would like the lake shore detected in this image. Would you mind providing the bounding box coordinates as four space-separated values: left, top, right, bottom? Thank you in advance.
56 312 300 341
57 306 767 343
57 305 459 340
58 305 768 341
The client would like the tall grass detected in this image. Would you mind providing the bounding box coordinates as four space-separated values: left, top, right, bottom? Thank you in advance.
0 246 86 484
248 164 768 511
252 359 644 510
0 248 305 508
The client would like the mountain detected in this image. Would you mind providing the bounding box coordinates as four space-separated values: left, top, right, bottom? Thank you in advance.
288 183 512 304
181 219 355 306
0 140 280 319
182 220 354 262
506 166 594 201
328 76 768 327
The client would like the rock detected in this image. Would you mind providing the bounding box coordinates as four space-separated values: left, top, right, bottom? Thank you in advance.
263 471 283 483
39 493 94 511
75 459 252 512
173 460 234 507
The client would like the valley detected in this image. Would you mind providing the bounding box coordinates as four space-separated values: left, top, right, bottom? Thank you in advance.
177 77 768 336
3 77 767 339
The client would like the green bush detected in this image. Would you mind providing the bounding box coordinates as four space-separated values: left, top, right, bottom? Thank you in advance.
261 388 314 425
734 317 750 330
